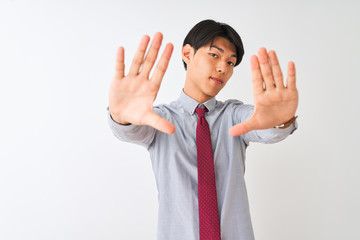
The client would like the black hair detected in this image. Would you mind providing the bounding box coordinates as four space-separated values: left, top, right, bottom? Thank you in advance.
182 19 244 70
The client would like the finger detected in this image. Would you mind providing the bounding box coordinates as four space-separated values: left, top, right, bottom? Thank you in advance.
140 32 163 78
258 47 275 90
129 35 151 76
286 61 297 90
268 51 284 89
144 111 176 134
150 43 174 86
114 46 125 79
250 55 265 95
229 119 257 136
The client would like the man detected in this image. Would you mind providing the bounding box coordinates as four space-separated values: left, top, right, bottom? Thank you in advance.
108 19 298 240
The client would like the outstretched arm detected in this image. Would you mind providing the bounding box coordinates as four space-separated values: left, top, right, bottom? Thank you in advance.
229 48 298 136
109 33 175 134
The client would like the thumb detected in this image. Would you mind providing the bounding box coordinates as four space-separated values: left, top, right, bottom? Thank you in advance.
229 122 249 136
229 119 257 136
144 111 176 134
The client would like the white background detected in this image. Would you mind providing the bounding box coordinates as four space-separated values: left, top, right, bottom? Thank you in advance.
1 0 359 239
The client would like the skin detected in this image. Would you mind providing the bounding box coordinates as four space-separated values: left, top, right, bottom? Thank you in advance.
182 37 237 103
108 32 298 136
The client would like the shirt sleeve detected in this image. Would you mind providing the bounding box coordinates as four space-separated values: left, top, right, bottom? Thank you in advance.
107 107 156 149
231 102 298 145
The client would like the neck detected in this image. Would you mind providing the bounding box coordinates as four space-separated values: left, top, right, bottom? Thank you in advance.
183 88 211 103
183 77 212 103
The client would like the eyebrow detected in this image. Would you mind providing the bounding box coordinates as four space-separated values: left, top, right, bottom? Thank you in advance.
210 45 237 59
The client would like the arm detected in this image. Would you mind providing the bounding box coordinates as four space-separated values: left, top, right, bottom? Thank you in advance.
232 103 297 145
229 48 299 137
107 107 156 148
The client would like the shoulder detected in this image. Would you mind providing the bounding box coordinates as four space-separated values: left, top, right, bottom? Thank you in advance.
215 99 247 112
153 100 184 118
153 100 180 112
215 99 254 122
223 98 244 106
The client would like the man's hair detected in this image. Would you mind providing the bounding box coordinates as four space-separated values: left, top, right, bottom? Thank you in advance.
182 19 245 70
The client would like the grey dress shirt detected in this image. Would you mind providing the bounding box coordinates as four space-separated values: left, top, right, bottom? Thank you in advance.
107 91 297 240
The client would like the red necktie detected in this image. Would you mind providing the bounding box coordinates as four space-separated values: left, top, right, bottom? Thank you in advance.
195 106 221 240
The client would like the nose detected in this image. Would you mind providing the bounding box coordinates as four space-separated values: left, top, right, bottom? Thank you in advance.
217 61 226 74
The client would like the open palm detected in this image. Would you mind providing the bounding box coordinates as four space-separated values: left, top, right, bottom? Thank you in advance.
109 33 175 134
229 48 298 136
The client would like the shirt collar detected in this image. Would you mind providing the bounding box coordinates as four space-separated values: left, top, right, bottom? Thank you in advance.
178 90 216 115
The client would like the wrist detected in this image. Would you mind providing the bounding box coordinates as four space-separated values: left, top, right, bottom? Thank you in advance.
110 113 131 125
276 116 298 129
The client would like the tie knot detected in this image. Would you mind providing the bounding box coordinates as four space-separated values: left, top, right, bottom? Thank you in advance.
195 106 208 117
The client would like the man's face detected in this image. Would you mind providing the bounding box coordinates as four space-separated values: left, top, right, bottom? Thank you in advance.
183 37 237 103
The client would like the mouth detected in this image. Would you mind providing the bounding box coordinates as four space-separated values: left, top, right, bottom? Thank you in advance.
210 77 223 85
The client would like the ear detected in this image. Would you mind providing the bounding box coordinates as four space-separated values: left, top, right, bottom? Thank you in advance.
182 44 194 65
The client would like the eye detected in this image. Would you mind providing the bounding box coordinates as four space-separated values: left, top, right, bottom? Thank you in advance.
209 53 218 58
228 61 235 66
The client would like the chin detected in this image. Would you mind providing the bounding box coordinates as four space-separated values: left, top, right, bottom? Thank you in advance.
205 89 221 98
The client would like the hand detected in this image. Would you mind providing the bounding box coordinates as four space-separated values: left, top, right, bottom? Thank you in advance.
109 33 175 134
229 48 298 136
